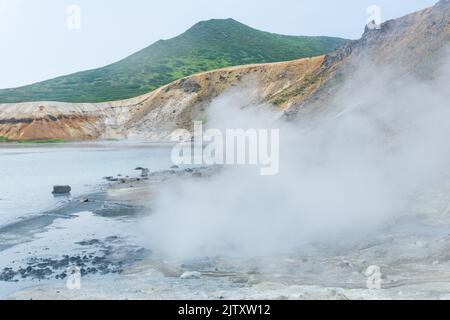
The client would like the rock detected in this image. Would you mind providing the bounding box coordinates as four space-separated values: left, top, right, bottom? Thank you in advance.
77 239 102 246
52 185 71 195
338 260 354 268
104 176 119 182
171 165 180 169
180 271 202 280
179 79 201 93
135 167 150 177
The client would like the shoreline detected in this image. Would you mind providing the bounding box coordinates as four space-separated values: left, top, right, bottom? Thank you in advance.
2 163 450 300
0 140 178 147
0 164 215 299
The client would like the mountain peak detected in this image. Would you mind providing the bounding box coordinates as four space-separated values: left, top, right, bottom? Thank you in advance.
185 18 250 35
192 18 243 27
0 19 347 103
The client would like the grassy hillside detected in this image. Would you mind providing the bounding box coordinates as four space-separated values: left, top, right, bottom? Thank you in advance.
0 19 348 103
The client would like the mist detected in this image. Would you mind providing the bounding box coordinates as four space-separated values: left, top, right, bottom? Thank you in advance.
143 52 450 260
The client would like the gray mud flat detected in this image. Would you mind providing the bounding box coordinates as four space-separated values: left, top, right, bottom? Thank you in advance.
4 165 450 300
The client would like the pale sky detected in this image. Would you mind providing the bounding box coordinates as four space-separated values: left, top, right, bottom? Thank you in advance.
0 0 438 89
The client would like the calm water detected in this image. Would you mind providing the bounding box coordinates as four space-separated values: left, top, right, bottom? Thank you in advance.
0 143 176 298
0 143 174 227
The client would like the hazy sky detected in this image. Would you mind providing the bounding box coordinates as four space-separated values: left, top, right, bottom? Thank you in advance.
0 0 437 89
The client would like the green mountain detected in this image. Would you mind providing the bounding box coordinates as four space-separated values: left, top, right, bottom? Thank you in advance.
0 19 348 103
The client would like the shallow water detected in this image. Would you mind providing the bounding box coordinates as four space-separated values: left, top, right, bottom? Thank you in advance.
0 143 173 227
0 143 174 298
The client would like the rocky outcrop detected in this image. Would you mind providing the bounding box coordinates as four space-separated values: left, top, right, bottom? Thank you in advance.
0 57 325 141
285 0 449 120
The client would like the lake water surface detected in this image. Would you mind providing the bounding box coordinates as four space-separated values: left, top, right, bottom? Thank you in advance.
0 143 174 227
0 143 175 298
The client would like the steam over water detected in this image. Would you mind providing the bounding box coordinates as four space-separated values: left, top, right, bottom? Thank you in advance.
144 54 450 260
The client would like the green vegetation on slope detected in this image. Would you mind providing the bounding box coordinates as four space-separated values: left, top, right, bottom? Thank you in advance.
0 136 67 144
17 139 68 144
0 19 348 103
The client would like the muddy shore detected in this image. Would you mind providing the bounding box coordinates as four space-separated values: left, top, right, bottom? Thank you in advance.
3 165 450 300
0 165 216 297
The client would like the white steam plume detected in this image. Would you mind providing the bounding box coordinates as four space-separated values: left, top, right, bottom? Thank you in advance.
143 52 450 260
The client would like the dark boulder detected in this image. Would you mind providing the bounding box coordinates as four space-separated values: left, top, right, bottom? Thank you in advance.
52 185 71 195
135 167 150 177
179 79 201 93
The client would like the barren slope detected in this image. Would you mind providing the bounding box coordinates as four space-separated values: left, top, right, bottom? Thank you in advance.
285 0 450 121
0 0 448 142
0 57 325 141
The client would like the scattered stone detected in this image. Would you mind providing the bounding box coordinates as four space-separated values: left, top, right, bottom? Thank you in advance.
77 239 102 246
338 260 354 268
135 167 150 177
171 165 180 169
0 239 147 282
0 268 15 281
105 236 119 242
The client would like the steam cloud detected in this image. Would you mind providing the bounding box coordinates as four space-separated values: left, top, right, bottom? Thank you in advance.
143 52 450 260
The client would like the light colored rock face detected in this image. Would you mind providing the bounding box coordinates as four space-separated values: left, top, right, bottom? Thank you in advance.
0 57 325 141
285 0 450 121
119 57 326 141
0 101 132 141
